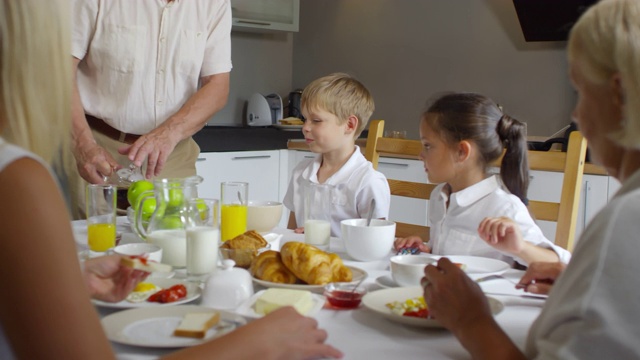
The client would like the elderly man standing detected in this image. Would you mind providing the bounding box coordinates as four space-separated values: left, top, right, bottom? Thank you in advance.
70 0 232 217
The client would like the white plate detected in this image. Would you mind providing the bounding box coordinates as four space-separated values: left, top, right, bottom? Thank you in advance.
422 255 510 275
375 274 398 289
272 124 303 131
252 266 368 294
101 305 245 348
362 286 504 328
92 278 200 309
234 290 326 319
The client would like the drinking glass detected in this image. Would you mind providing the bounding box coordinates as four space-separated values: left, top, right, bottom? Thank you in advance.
85 184 117 255
304 183 333 250
186 198 220 282
220 182 248 242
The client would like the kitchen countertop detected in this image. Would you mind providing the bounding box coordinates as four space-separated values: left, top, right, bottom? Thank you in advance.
193 126 305 152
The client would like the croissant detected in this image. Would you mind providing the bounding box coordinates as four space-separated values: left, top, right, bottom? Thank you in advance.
280 242 333 285
250 250 298 284
222 230 268 250
328 253 353 282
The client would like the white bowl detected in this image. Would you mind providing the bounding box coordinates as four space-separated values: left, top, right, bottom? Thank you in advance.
389 255 436 287
247 201 283 233
341 219 396 261
113 243 163 263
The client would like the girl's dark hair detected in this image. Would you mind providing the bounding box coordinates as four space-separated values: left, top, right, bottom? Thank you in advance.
423 92 530 204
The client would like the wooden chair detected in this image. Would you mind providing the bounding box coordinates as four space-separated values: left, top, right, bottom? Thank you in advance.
491 131 587 251
365 119 587 251
365 120 434 241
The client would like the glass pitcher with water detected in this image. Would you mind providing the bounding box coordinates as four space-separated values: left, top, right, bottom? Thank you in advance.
133 176 203 267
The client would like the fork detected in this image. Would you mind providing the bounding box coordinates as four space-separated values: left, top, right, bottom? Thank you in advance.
475 274 519 285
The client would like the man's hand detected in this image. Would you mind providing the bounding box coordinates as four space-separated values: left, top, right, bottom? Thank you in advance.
74 141 121 184
119 125 182 179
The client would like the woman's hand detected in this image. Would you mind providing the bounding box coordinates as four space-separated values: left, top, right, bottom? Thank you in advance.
516 261 566 295
393 236 431 253
422 258 491 333
83 254 148 302
212 307 343 359
478 216 525 254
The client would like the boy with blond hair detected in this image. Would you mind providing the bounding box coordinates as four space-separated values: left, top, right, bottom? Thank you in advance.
284 73 390 237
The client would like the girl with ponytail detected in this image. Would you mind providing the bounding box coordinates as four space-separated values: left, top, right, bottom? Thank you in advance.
394 92 570 266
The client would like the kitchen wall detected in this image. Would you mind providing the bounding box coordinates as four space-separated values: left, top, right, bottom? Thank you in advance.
206 30 294 126
292 0 576 138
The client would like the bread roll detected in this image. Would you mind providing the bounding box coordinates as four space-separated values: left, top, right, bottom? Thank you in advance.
250 250 298 284
328 253 353 282
280 242 333 285
222 230 268 250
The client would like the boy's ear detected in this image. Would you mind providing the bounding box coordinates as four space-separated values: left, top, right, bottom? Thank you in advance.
457 140 472 162
345 115 358 134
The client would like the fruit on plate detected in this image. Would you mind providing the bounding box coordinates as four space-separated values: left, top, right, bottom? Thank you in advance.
147 284 188 303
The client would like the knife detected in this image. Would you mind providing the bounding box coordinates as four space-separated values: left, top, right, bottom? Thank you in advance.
484 292 547 301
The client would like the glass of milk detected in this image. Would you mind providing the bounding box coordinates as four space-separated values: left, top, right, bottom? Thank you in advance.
185 198 220 282
303 183 333 251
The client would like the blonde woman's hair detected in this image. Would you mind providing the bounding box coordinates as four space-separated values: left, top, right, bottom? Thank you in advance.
301 73 375 138
568 0 640 148
0 0 72 168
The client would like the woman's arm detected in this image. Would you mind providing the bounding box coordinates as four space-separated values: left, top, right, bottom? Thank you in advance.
0 158 115 359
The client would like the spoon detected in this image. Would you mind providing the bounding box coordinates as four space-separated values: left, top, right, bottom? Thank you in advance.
349 277 366 295
366 198 376 226
237 191 244 204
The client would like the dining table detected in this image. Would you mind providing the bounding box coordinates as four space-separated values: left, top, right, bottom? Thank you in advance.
72 217 544 360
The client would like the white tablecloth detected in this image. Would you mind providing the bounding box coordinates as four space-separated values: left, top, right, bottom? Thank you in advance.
73 219 542 360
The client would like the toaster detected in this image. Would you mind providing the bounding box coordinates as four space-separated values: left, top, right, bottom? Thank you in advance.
246 93 282 126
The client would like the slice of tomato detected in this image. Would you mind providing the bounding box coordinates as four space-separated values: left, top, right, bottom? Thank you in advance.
403 309 430 318
170 284 187 298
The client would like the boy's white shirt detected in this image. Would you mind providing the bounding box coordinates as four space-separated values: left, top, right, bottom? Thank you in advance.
429 175 572 265
283 145 390 238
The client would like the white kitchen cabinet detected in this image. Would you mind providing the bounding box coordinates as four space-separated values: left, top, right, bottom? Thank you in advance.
376 157 430 226
527 170 613 246
231 0 299 32
196 150 282 203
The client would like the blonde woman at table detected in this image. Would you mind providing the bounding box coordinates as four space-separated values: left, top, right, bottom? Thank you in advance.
422 0 640 358
394 92 571 267
0 1 342 359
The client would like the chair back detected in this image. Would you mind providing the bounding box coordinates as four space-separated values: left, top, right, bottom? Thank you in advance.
366 119 587 251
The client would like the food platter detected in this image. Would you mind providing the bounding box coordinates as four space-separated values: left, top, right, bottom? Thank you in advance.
252 266 368 294
362 286 504 329
234 290 326 319
101 305 245 348
92 278 200 309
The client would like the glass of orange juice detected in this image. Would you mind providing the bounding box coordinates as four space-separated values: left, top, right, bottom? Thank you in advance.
220 182 248 242
85 184 117 255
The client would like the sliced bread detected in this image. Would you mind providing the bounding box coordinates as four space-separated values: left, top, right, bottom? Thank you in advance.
173 312 220 339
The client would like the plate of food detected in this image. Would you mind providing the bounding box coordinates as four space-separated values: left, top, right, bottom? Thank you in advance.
234 289 326 319
419 255 510 276
92 278 200 309
101 305 245 348
252 265 368 293
250 242 368 293
362 286 504 328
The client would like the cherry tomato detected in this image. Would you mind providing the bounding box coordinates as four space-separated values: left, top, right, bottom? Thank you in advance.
170 284 187 298
404 309 430 318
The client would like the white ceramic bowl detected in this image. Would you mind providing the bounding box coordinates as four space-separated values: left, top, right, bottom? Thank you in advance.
247 201 283 233
341 219 396 261
389 255 436 287
113 243 163 263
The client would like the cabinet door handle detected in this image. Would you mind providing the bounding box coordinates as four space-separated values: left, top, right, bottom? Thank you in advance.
236 20 272 27
196 158 206 162
379 162 409 168
231 155 272 160
583 180 590 225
